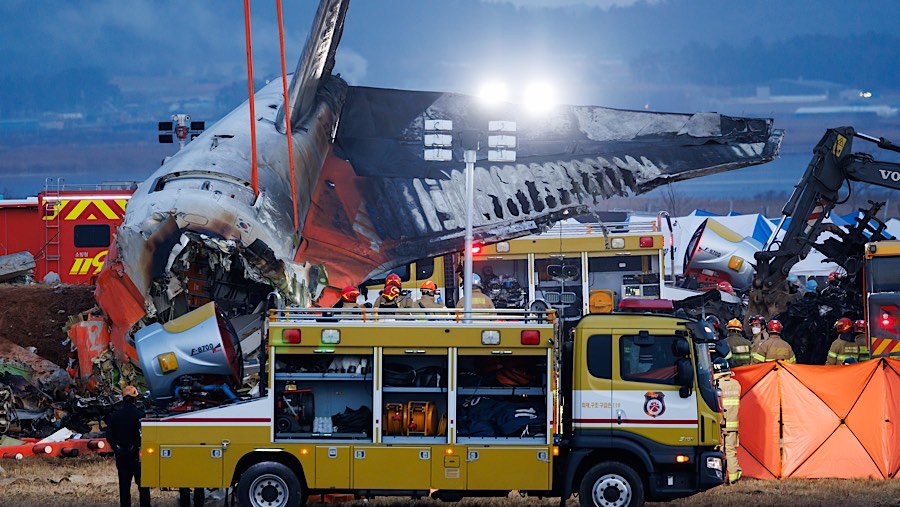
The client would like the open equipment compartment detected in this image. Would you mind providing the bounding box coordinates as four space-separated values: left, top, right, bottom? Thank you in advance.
455 350 549 444
273 352 374 440
380 348 449 443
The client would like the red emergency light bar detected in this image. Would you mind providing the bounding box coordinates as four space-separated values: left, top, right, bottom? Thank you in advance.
618 298 674 312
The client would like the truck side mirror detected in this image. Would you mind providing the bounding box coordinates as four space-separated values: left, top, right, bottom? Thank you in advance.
676 357 694 398
672 337 691 357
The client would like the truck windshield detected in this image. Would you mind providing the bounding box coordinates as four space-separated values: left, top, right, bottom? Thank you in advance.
869 256 900 293
695 344 712 384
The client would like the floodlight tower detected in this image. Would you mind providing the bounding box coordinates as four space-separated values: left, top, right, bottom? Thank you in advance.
423 119 516 322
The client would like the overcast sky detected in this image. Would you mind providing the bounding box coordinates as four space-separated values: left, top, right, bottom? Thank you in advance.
2 0 900 198
4 0 899 106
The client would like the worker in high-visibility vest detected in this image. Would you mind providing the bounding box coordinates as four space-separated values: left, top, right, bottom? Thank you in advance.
751 320 796 364
826 317 860 365
725 319 752 366
748 315 769 350
713 356 742 484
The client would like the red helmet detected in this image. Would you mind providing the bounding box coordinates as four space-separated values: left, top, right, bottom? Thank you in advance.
717 281 735 295
767 319 783 334
828 271 842 283
749 315 767 327
854 319 867 333
420 280 437 293
341 286 360 302
383 285 400 301
834 317 852 333
385 273 402 288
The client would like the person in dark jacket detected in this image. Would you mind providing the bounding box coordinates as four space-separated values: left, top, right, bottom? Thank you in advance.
106 385 151 507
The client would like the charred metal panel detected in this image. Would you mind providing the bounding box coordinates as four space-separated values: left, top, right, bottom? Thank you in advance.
315 87 783 282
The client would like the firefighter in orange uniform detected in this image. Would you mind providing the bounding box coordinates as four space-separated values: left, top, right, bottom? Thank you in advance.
826 317 860 365
713 357 741 484
751 320 796 364
854 320 870 361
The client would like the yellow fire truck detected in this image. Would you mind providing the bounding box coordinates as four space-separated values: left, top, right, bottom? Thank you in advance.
362 219 664 316
863 240 900 357
140 307 723 506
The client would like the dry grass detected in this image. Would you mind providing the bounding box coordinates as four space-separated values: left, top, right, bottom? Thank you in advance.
0 454 179 506
1 455 899 506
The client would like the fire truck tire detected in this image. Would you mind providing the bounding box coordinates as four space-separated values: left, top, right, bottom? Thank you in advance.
578 461 644 507
237 461 304 507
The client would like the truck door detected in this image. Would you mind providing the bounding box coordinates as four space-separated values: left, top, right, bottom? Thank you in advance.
572 332 614 434
610 330 699 446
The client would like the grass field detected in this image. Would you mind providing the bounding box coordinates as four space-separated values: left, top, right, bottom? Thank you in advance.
1 455 898 506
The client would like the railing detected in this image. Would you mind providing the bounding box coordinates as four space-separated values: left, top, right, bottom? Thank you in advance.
528 219 658 238
44 181 139 192
269 307 556 324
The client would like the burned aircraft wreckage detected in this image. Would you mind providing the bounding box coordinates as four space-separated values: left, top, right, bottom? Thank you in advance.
82 0 784 405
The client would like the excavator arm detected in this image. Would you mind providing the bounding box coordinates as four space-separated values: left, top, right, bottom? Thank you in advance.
749 126 900 318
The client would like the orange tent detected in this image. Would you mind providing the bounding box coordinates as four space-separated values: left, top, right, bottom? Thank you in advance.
733 358 900 479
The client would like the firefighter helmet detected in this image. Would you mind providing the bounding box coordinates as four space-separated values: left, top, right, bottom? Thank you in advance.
385 273 402 288
341 286 360 302
712 356 731 375
854 319 867 333
727 318 743 332
383 285 400 301
420 280 437 294
122 385 139 398
767 319 783 334
828 271 842 283
705 315 721 332
471 273 482 287
717 281 735 295
834 317 853 333
749 314 767 327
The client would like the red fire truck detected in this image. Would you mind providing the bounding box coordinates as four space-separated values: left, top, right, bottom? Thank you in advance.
0 182 135 284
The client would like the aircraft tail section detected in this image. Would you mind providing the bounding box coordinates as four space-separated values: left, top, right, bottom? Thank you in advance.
276 0 350 132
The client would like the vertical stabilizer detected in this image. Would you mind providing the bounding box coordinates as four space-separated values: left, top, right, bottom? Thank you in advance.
276 0 350 132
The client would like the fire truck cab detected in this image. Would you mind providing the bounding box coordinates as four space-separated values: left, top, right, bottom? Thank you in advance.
0 183 134 283
140 307 723 506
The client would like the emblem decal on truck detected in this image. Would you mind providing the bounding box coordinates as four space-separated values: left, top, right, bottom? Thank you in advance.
643 391 666 418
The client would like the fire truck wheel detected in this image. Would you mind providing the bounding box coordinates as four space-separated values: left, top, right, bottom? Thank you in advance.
578 461 644 507
237 461 303 507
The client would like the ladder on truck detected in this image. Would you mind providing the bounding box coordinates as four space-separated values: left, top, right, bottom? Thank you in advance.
41 177 63 279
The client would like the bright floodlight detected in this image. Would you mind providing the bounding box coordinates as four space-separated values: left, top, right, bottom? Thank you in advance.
478 82 509 105
523 82 556 113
